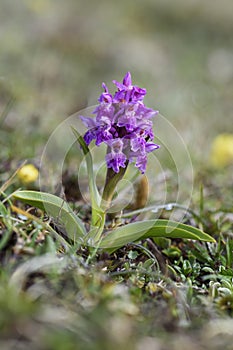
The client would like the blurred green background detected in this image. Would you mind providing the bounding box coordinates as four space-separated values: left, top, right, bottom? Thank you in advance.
0 0 233 164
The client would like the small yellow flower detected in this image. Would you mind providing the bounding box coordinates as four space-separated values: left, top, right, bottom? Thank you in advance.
210 134 233 167
17 164 39 184
146 282 158 294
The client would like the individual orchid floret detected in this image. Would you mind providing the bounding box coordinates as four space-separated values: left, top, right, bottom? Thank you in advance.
113 72 147 103
98 83 113 103
117 104 138 132
105 139 127 173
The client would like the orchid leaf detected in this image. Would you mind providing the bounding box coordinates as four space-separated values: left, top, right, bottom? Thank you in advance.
71 127 103 229
13 190 86 241
98 219 215 250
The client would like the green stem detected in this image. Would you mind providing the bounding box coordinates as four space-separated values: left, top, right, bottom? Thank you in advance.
88 163 128 244
101 162 129 211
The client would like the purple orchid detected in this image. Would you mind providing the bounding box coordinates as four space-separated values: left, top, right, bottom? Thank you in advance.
80 72 160 174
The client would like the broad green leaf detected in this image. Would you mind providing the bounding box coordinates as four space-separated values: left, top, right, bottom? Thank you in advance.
13 190 86 240
99 219 215 250
71 127 102 229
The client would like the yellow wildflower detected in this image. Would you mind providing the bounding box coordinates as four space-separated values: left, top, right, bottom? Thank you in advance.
17 164 39 184
210 134 233 167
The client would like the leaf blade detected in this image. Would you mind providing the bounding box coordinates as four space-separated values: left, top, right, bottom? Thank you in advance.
71 127 101 208
99 219 215 249
13 190 86 240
